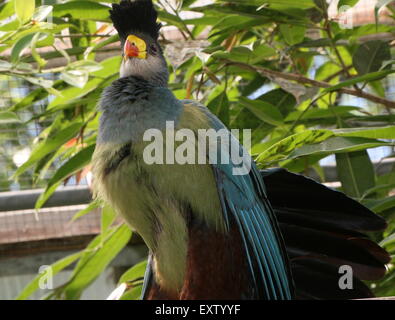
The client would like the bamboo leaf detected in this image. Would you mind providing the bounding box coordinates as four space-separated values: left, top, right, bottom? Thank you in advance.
256 129 333 164
72 200 100 222
11 33 35 63
323 70 395 92
64 224 132 299
289 136 392 159
13 122 83 179
15 0 35 24
353 41 391 75
208 91 230 126
336 150 375 199
35 144 96 209
16 251 84 300
333 126 395 139
337 0 358 9
52 1 110 21
119 260 147 284
0 111 22 124
279 24 306 45
239 97 284 126
365 196 395 214
101 205 117 234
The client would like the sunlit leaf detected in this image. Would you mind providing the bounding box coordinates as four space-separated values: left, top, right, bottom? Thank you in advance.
0 111 22 124
13 122 83 178
15 0 35 24
35 144 96 209
119 260 148 284
63 224 132 299
72 200 101 222
16 251 84 300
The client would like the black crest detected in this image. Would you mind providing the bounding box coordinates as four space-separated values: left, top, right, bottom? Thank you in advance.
110 0 161 41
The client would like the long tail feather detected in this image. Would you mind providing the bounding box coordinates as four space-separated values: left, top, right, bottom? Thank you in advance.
261 168 390 299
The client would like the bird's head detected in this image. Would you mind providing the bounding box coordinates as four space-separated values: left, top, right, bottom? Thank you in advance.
110 0 169 86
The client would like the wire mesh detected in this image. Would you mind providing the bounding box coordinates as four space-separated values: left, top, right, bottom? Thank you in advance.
0 74 106 300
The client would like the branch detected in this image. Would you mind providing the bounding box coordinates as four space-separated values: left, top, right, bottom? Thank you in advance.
223 60 395 110
54 34 113 38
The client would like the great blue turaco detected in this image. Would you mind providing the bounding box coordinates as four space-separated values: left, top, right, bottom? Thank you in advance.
91 0 390 300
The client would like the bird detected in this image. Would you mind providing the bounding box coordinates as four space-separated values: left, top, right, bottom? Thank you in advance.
91 0 390 300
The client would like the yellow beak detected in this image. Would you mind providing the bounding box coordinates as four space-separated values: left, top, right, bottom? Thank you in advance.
124 35 147 60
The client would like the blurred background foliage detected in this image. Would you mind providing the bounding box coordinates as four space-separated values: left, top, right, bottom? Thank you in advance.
0 0 395 299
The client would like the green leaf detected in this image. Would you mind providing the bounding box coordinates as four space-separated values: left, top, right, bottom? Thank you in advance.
336 150 375 199
31 33 49 68
13 122 83 178
0 111 22 124
52 1 110 21
239 97 284 126
11 33 35 63
353 41 391 75
337 0 359 9
158 11 189 33
15 0 35 24
208 91 230 126
279 24 306 45
120 286 142 300
21 75 54 89
333 126 395 139
47 57 120 110
72 200 100 222
0 1 15 21
365 196 395 214
361 183 395 200
47 78 103 110
119 260 147 284
217 0 315 9
9 87 50 112
84 34 119 59
64 224 132 299
32 5 53 23
68 60 103 73
252 44 277 63
256 129 333 164
0 59 12 71
101 205 117 234
289 136 392 159
212 47 257 64
35 144 96 209
60 70 89 88
323 70 395 92
380 232 395 248
285 106 359 122
16 251 84 300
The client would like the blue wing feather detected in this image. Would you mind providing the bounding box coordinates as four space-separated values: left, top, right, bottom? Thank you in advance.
190 101 293 300
141 254 153 300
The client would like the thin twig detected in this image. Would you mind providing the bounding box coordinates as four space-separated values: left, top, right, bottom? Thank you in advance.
159 0 195 40
54 34 113 38
223 60 395 109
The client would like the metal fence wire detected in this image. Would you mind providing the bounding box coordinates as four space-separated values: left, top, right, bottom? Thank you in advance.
0 75 104 296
